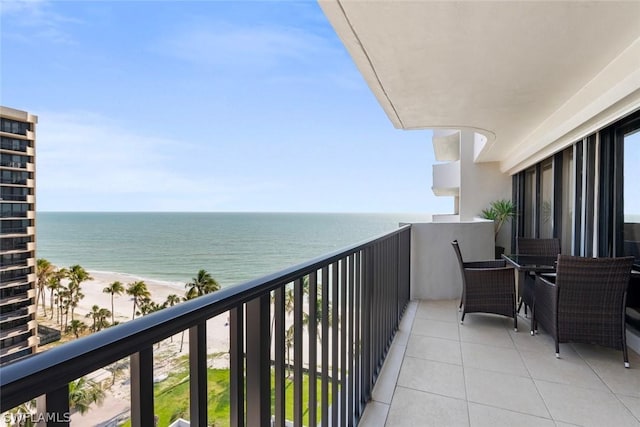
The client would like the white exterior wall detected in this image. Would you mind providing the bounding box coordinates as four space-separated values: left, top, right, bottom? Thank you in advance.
410 221 494 300
431 129 513 252
458 130 511 222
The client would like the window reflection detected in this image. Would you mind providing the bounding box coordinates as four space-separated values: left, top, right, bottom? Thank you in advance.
540 160 553 238
561 148 574 254
524 168 536 237
624 130 640 262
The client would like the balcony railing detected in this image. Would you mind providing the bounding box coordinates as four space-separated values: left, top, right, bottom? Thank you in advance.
0 225 411 426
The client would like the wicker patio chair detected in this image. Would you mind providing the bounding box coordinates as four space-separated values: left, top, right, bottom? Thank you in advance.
516 237 561 317
452 240 517 330
533 255 634 367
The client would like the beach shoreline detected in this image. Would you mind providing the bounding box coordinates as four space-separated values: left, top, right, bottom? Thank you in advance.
39 270 232 426
66 270 232 355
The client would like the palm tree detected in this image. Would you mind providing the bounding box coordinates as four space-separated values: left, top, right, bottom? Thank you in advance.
47 267 68 320
180 271 219 352
165 294 181 307
127 281 150 319
137 297 164 316
185 269 220 299
96 308 111 331
58 286 70 330
67 265 92 322
36 258 55 316
86 305 101 332
103 281 124 324
69 377 106 415
165 294 181 342
68 319 87 339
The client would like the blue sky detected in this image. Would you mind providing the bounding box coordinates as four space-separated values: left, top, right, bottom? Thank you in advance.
1 0 451 214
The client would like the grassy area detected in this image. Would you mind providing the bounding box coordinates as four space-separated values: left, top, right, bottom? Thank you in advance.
121 366 330 426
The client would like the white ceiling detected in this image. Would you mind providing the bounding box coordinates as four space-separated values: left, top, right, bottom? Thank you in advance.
320 0 640 171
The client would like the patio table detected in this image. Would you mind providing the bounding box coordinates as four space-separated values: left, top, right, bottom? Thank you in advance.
502 254 556 318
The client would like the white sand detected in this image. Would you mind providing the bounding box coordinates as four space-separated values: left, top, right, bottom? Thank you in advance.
72 270 231 356
44 270 232 426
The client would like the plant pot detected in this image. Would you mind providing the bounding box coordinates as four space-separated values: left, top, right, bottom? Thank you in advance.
495 246 505 259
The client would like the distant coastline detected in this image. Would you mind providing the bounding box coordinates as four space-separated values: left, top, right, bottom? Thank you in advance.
36 211 432 286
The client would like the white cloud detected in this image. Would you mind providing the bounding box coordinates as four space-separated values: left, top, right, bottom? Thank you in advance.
1 0 80 45
35 110 285 211
158 22 336 69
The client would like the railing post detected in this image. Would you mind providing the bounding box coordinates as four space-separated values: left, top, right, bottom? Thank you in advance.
130 347 154 427
274 288 285 427
189 322 207 426
45 384 69 426
308 270 318 427
293 278 304 426
246 295 270 426
229 306 244 427
361 246 372 404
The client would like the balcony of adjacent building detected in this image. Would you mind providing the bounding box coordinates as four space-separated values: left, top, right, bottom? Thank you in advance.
0 137 32 154
0 221 35 238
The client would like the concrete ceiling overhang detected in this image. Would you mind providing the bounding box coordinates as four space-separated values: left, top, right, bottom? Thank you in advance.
319 1 640 173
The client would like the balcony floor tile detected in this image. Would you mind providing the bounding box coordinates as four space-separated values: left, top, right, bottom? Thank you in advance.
361 299 640 426
397 356 466 400
386 386 469 427
405 334 462 365
411 317 459 341
461 342 528 376
535 379 640 426
465 368 550 418
467 402 555 427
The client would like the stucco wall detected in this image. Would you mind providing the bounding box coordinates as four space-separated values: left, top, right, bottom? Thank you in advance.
410 221 495 300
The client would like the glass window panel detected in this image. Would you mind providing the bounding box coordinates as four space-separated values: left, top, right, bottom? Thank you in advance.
561 148 574 254
524 168 536 237
624 129 640 263
540 160 553 238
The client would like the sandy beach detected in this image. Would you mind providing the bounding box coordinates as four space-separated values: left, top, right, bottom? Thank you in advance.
71 270 231 353
40 270 232 426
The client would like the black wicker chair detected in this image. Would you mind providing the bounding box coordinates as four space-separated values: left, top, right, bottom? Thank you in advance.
516 237 561 317
452 240 517 330
533 255 634 367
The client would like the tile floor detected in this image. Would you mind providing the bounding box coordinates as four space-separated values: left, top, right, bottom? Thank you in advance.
360 300 640 427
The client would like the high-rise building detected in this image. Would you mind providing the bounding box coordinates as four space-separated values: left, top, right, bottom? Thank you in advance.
0 106 38 365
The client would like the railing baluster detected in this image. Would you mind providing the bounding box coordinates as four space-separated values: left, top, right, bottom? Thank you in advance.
354 250 361 418
246 295 270 426
130 347 154 427
189 321 207 426
274 288 285 427
362 247 372 404
321 266 329 426
293 278 303 426
347 253 355 426
308 270 318 427
229 306 244 427
331 261 339 426
45 384 69 427
340 256 348 426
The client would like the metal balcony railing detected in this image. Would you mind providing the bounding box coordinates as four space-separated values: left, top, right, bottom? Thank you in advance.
0 226 411 426
0 227 28 235
0 141 29 152
0 194 28 202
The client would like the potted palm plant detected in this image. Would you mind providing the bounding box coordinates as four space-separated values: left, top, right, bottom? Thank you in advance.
480 199 516 258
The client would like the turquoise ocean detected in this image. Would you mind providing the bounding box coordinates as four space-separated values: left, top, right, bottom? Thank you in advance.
36 212 431 288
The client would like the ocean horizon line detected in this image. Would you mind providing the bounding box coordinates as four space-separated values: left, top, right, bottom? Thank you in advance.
37 210 434 215
36 212 433 287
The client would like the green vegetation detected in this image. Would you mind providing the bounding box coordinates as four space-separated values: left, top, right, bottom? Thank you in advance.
122 366 329 427
480 199 516 239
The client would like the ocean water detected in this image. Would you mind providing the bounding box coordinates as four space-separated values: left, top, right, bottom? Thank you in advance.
36 212 431 287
